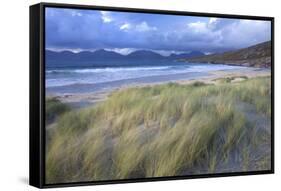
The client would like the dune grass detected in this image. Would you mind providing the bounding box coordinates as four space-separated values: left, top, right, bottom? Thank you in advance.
46 76 271 183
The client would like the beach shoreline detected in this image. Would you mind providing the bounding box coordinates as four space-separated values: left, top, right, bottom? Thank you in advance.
46 67 271 109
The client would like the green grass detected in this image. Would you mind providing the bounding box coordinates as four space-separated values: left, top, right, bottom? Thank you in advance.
46 76 271 183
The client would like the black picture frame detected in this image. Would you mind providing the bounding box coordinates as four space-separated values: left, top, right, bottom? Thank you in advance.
30 2 275 188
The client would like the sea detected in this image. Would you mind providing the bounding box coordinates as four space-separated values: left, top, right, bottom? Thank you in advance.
46 61 247 94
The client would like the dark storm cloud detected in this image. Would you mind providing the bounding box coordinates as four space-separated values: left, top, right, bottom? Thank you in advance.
46 8 271 52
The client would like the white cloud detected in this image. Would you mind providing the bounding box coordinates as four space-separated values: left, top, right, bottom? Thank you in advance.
46 47 96 53
220 19 271 47
187 18 222 33
135 22 157 32
71 11 82 17
209 18 218 24
103 48 187 56
187 21 208 33
105 48 138 55
101 11 112 23
204 52 213 55
119 21 157 32
152 50 187 56
181 20 225 49
208 18 220 29
120 23 131 31
185 19 270 50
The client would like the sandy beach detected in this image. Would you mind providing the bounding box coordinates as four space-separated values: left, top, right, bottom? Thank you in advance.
47 67 271 109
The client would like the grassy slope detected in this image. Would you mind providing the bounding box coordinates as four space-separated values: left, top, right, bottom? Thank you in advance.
46 77 271 183
184 41 271 68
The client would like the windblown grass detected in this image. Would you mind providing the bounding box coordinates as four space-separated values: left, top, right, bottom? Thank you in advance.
46 76 271 183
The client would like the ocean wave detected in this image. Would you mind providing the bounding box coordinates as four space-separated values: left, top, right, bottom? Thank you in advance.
46 66 173 74
45 64 248 88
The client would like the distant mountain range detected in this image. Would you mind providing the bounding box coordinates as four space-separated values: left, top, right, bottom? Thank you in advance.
46 41 271 68
46 49 205 67
183 41 271 68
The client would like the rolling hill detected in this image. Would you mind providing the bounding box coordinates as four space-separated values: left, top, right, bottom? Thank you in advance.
183 41 272 68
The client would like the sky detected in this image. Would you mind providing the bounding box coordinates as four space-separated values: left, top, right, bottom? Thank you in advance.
45 7 271 55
